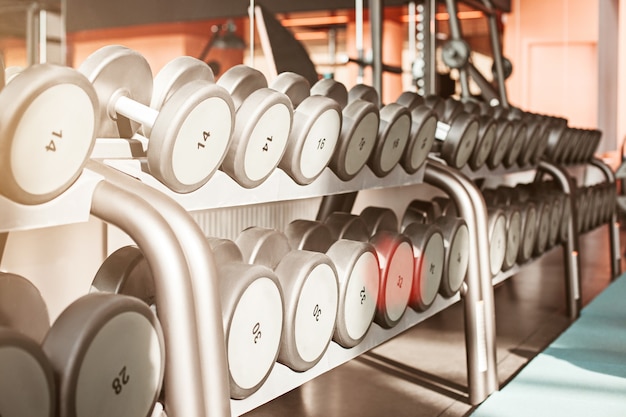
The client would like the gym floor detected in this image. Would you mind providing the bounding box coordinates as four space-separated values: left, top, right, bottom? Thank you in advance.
243 224 624 417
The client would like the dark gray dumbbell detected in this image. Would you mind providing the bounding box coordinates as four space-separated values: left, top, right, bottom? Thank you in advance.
421 95 479 169
270 72 342 185
490 106 527 169
468 102 512 170
80 46 236 193
285 219 380 348
323 212 371 242
236 227 338 372
311 78 380 181
500 205 522 272
349 84 412 177
0 272 56 417
487 208 508 276
0 63 98 204
394 92 438 174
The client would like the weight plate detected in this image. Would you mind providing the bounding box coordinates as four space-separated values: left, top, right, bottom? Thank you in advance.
487 119 513 169
206 238 244 264
330 100 379 181
369 103 411 177
217 262 283 399
270 72 311 108
4 66 24 84
79 45 152 139
370 231 414 328
518 203 538 264
324 212 370 242
42 293 164 417
220 88 293 188
91 246 156 307
310 78 348 109
436 216 470 297
275 251 338 371
501 206 522 271
503 120 526 168
236 227 292 270
217 65 268 109
150 56 215 113
0 64 98 204
285 219 334 252
468 115 497 171
403 222 445 311
360 206 399 236
442 113 479 169
401 106 437 174
530 117 554 164
534 200 551 255
396 91 425 111
0 272 50 344
0 328 56 417
348 84 380 106
148 80 236 193
327 240 380 348
441 39 471 69
279 95 342 185
487 209 507 276
547 195 563 248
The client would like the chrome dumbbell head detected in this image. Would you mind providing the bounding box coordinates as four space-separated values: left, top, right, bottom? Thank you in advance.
349 84 412 177
323 212 370 242
395 92 437 174
80 46 236 193
0 64 98 204
270 72 342 185
359 206 399 236
285 219 334 253
0 273 55 417
518 202 538 264
217 65 293 188
500 205 522 272
487 208 508 276
435 215 470 297
206 238 284 399
311 78 380 181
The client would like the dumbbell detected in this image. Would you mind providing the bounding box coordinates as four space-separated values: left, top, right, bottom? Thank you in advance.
284 219 380 347
93 244 283 399
544 118 570 164
518 184 552 256
506 109 545 168
486 208 507 276
401 201 469 297
310 78 380 181
348 84 412 177
0 63 98 205
487 106 527 169
216 65 294 188
418 95 479 169
393 92 438 174
480 190 522 272
205 239 284 398
269 72 342 184
473 102 515 169
236 227 338 371
13 263 164 417
80 46 236 193
0 273 55 417
4 66 23 84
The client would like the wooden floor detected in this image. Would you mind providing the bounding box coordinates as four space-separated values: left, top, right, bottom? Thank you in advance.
243 224 623 417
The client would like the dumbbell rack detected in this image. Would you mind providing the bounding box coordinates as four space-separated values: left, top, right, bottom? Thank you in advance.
93 137 497 413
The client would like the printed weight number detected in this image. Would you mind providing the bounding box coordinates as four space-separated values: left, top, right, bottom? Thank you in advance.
429 263 436 274
45 130 62 152
197 131 210 149
112 365 130 395
252 322 262 344
317 138 326 150
262 136 273 152
360 286 366 305
397 275 404 288
358 137 366 151
313 304 322 322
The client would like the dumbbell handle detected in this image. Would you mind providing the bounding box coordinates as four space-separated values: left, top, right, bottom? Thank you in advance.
435 121 451 141
115 95 158 130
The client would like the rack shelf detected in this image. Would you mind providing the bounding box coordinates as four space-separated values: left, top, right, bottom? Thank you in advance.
230 293 461 416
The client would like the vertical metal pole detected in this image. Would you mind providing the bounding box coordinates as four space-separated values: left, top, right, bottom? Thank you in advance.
26 3 40 66
249 0 255 67
370 0 383 99
328 27 337 77
483 0 509 107
423 0 437 95
590 158 622 279
355 0 365 84
539 161 581 319
425 159 498 404
408 1 417 66
444 0 471 99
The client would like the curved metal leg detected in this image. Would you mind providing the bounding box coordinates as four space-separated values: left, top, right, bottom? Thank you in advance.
589 158 621 279
88 161 232 417
425 159 498 404
90 179 206 417
538 161 581 319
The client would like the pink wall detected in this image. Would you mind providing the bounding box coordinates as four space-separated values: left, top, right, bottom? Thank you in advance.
503 0 598 129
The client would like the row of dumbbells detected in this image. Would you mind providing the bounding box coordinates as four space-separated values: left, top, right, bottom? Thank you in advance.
575 181 617 234
91 204 470 400
1 43 600 207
